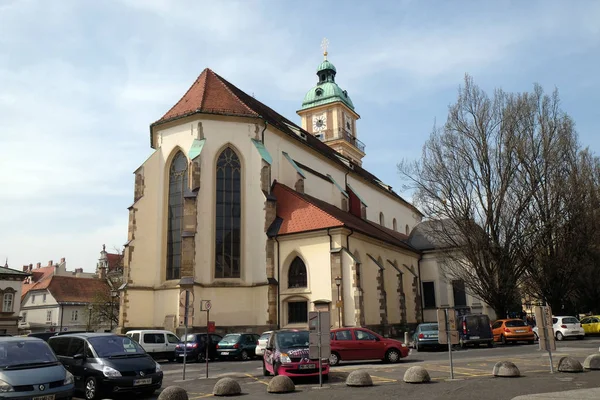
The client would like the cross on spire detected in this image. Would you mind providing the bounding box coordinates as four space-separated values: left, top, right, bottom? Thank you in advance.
321 37 329 60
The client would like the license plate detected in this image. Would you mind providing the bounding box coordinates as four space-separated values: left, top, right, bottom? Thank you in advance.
430 335 438 338
221 352 229 355
516 330 525 333
33 396 55 400
470 336 480 339
134 378 152 386
299 364 316 370
572 331 579 334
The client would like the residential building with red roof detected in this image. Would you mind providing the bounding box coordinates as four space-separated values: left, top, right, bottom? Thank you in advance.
119 46 490 336
0 260 30 335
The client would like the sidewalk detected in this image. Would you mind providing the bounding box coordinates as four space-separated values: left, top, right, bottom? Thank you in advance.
512 388 600 399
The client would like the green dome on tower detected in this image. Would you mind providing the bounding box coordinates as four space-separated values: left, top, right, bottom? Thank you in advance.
300 54 354 111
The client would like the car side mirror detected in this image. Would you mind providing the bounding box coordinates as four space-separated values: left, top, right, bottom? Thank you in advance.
73 353 85 360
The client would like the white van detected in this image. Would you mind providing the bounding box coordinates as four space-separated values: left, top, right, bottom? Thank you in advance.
126 330 180 362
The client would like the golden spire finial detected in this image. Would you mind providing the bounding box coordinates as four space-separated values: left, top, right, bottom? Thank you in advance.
321 37 329 60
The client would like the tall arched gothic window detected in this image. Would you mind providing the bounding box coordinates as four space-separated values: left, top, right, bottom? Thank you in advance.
288 257 307 288
167 151 188 280
215 147 241 278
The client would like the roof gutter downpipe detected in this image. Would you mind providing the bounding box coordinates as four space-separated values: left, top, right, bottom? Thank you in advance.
275 235 281 330
261 118 268 144
417 254 423 323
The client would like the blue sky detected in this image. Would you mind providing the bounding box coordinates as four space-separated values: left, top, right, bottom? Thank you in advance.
1 0 599 272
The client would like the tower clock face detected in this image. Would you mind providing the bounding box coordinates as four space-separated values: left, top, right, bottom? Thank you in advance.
344 114 353 133
312 113 327 132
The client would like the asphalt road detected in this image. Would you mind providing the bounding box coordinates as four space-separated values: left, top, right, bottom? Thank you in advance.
74 337 600 399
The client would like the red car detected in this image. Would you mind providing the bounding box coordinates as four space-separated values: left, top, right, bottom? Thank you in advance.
329 327 409 366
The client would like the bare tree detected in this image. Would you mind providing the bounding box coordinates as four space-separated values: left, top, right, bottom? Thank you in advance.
399 75 565 317
85 288 119 331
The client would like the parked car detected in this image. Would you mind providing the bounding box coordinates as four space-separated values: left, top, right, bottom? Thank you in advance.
216 333 260 360
580 316 600 335
412 323 441 351
457 314 494 348
0 337 75 399
533 316 585 341
255 331 273 357
49 333 163 400
28 331 89 342
329 327 409 366
263 329 329 379
491 319 535 345
126 329 180 362
175 333 222 362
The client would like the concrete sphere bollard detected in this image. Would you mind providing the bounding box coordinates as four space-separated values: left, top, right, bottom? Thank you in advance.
403 366 431 383
267 375 295 393
346 370 373 387
583 354 600 370
492 361 521 377
558 356 584 373
158 386 189 400
213 377 242 396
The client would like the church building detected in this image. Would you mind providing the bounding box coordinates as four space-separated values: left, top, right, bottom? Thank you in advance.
119 47 478 336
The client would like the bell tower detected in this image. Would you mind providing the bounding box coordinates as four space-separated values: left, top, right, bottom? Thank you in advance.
297 39 365 165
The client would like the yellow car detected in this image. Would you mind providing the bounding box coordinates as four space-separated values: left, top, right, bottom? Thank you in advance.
580 316 600 335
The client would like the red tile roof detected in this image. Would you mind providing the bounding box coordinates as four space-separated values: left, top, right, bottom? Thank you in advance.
150 68 422 217
21 266 55 299
106 253 123 272
46 276 110 303
273 182 413 251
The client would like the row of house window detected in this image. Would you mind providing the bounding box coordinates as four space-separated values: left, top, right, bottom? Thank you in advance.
30 294 47 304
378 213 410 235
21 310 79 323
422 280 467 309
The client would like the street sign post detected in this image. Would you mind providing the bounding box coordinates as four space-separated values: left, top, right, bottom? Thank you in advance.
201 300 212 378
534 305 556 373
309 311 330 387
179 289 194 381
437 307 458 379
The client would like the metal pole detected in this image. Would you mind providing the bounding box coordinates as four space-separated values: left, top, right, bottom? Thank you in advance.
337 286 341 328
318 311 323 387
110 300 114 331
206 309 209 379
183 291 189 381
445 308 454 379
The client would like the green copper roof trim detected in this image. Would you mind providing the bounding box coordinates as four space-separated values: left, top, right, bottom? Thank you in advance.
327 174 349 198
367 254 385 270
317 60 337 73
386 259 402 274
347 183 367 206
188 138 206 160
251 138 273 165
301 82 354 110
282 151 306 179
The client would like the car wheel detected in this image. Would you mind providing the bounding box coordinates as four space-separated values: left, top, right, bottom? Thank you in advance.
262 359 270 376
84 377 100 400
385 348 401 363
556 332 564 341
416 341 421 352
274 362 280 376
500 335 506 345
197 352 206 363
329 352 340 366
241 350 250 361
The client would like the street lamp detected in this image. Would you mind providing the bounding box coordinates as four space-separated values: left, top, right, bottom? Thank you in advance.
110 290 118 331
87 304 93 332
335 276 342 328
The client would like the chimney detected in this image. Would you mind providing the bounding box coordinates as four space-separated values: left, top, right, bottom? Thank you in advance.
36 262 41 268
29 264 33 272
48 260 53 267
75 268 83 273
98 266 107 280
60 257 66 264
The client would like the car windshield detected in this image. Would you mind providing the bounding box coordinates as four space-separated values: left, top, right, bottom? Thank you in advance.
259 333 271 341
220 334 241 344
277 331 309 349
421 324 439 331
0 340 58 369
562 317 579 324
88 336 146 357
182 334 205 342
505 320 527 327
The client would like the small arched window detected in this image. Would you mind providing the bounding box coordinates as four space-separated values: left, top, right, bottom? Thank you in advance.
393 218 397 231
379 212 385 227
288 257 307 288
166 151 188 280
405 225 410 235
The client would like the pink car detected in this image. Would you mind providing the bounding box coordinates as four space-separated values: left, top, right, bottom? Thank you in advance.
262 329 329 379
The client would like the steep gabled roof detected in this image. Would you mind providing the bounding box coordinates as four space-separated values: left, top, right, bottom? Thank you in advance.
272 183 414 252
21 266 55 299
150 68 422 217
24 275 110 304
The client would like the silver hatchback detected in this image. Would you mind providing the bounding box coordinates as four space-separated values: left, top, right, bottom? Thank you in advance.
0 337 74 399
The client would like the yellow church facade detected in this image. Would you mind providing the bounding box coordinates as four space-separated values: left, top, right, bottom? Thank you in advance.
118 50 486 336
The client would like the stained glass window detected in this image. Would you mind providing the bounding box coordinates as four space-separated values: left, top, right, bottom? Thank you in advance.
288 257 307 288
167 151 188 280
215 148 241 278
